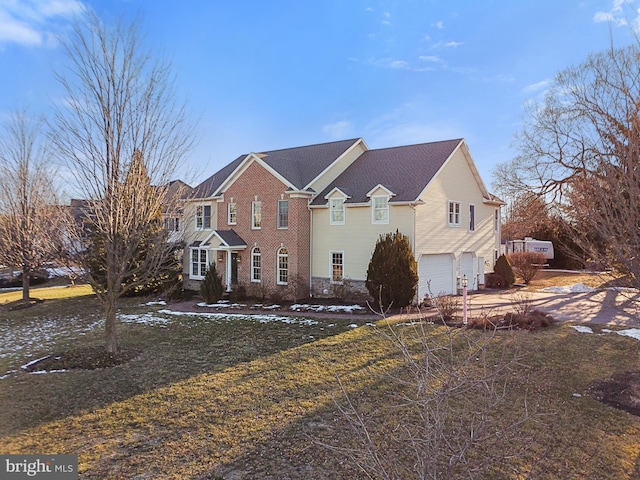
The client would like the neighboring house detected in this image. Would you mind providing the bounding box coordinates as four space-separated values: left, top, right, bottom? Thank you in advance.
183 138 503 301
161 179 194 244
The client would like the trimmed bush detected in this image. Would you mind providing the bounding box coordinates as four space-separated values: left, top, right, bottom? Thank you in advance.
366 230 419 310
494 254 515 288
200 263 224 304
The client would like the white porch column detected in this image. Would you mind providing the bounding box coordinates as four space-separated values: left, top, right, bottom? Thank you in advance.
225 249 232 292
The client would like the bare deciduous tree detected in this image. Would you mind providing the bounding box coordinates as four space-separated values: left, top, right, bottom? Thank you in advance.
325 317 532 480
493 43 640 283
0 109 62 301
50 12 194 353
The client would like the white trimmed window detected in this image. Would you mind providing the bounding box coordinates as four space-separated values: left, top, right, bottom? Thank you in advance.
190 248 209 279
277 247 288 284
252 201 262 229
448 201 461 226
494 209 500 232
331 251 344 283
251 247 261 282
228 202 237 225
372 196 389 224
330 198 345 225
278 200 289 229
469 204 475 231
195 204 212 230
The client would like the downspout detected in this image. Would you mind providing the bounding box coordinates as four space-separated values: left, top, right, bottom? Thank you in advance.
308 202 313 297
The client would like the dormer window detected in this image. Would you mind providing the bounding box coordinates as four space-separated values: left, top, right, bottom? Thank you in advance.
372 196 389 224
330 198 345 225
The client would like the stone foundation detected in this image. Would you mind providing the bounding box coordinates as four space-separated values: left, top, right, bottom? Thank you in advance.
310 277 370 302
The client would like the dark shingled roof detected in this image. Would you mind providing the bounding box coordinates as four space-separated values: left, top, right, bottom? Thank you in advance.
311 139 462 205
215 229 247 248
190 139 361 198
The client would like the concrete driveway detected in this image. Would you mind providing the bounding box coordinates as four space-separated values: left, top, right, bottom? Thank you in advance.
464 288 640 327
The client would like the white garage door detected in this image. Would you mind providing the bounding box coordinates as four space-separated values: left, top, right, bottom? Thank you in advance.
418 253 455 299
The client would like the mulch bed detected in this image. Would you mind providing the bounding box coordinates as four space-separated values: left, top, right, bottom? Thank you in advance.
589 371 640 417
22 345 142 372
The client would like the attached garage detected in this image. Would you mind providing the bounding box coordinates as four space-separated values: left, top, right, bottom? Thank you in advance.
418 253 455 299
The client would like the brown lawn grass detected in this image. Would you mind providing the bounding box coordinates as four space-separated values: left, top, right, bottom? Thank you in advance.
1 277 640 478
520 269 622 291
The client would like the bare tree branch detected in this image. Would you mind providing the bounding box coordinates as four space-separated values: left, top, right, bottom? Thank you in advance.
49 11 194 353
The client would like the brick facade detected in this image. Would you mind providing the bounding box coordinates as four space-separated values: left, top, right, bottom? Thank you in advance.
217 160 311 300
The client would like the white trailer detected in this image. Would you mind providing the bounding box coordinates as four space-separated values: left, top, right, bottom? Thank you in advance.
505 238 554 260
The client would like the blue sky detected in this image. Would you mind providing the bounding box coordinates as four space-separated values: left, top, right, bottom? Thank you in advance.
1 0 639 190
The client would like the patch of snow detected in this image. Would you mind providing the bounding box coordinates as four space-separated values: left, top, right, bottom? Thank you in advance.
572 325 594 334
28 369 68 375
197 302 247 308
157 309 319 326
145 301 166 306
0 316 102 360
290 303 364 313
542 283 596 294
21 355 52 370
119 313 172 327
347 324 359 329
616 328 640 341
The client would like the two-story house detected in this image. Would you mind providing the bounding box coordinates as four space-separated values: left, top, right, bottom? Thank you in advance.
183 137 503 301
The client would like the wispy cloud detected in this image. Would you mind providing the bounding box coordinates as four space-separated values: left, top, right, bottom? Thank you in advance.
593 0 639 28
322 120 354 140
434 21 444 29
0 0 85 48
523 79 552 94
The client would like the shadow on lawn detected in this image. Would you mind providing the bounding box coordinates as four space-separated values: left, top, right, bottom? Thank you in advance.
0 311 361 437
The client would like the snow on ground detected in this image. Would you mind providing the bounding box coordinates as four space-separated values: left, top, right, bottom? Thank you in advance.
0 316 102 360
543 283 596 294
0 307 343 379
572 325 640 341
196 301 365 313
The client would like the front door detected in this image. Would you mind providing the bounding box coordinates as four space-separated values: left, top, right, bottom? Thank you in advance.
231 252 238 285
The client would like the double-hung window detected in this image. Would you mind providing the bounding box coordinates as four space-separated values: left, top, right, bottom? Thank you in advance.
195 204 212 230
251 247 261 282
494 209 500 232
278 200 289 229
331 251 344 284
190 248 208 279
330 198 345 225
277 247 288 284
252 201 262 229
228 202 237 225
448 201 461 226
372 196 389 224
